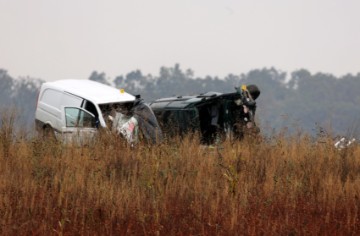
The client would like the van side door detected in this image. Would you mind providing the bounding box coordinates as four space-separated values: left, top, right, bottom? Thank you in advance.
61 106 98 144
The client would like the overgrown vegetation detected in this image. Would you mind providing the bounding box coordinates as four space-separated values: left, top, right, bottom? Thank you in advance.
0 116 360 235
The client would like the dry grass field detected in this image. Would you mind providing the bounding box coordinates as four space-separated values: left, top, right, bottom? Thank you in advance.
0 115 360 235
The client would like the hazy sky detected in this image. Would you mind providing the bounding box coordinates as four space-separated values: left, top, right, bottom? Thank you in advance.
1 0 359 81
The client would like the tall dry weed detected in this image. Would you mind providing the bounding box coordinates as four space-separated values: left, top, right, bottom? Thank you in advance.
0 124 359 235
0 108 16 158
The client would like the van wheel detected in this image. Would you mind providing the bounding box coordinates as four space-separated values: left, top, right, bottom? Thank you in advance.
42 125 56 141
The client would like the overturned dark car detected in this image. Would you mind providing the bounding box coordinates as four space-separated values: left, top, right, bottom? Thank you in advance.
149 85 260 144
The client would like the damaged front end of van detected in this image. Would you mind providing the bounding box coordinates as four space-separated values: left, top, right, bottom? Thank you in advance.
101 98 163 145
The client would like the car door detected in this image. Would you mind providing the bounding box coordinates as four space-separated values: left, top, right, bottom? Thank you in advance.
61 106 98 144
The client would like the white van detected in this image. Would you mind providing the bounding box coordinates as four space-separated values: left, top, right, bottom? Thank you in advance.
35 79 138 143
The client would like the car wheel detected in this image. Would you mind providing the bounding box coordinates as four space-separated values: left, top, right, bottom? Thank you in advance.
42 125 56 141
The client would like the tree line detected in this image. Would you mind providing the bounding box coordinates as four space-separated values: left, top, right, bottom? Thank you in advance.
1 65 360 137
89 64 360 137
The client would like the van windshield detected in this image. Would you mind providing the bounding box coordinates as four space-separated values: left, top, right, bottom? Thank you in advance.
99 102 134 128
99 100 162 144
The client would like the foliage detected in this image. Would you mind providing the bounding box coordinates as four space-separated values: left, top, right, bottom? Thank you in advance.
1 65 360 136
90 65 360 136
0 118 360 234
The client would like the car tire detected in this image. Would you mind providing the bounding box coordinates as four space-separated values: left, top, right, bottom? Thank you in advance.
42 125 56 141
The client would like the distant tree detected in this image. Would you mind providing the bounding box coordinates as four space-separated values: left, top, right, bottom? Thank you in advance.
124 70 146 95
156 64 190 97
185 68 194 79
96 65 360 136
0 70 43 128
89 71 110 85
288 69 311 90
0 69 14 108
12 77 43 127
224 73 241 88
113 75 125 88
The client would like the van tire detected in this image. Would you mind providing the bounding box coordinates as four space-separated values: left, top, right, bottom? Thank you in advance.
42 125 56 141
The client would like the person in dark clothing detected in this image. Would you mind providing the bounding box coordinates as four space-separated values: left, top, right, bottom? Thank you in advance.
232 84 261 140
247 84 260 100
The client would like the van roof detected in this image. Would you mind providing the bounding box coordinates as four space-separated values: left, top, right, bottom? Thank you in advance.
43 79 135 104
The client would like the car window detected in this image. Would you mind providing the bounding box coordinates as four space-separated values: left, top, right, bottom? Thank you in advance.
83 100 98 118
65 107 96 128
62 93 83 107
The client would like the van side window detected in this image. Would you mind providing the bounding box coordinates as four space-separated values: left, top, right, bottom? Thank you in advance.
83 101 98 118
62 93 83 107
65 108 96 128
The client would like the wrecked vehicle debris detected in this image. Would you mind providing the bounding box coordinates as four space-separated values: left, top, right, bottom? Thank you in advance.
132 99 163 144
150 84 260 144
35 79 161 144
105 98 163 144
334 136 357 150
